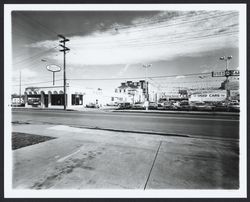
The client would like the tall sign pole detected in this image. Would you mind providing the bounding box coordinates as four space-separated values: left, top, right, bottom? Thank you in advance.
212 56 239 102
220 56 232 101
58 35 70 110
19 71 21 104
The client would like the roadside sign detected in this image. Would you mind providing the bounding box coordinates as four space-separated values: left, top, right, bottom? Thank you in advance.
212 71 225 77
46 64 61 72
212 70 240 77
229 70 240 76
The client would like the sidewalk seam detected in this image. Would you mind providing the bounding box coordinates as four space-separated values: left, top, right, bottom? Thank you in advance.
144 141 162 190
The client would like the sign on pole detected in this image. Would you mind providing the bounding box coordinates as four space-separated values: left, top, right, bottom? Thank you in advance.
229 70 240 76
212 70 240 77
212 71 225 77
46 65 61 86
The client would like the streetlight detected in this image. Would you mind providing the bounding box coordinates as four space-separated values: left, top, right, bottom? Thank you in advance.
219 55 233 101
219 55 232 71
142 64 152 110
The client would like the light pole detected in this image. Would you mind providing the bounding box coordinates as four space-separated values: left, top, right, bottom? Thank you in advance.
19 71 21 105
219 56 232 101
142 64 152 110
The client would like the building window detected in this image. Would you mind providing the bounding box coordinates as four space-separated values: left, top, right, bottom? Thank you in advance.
51 94 65 105
72 94 83 105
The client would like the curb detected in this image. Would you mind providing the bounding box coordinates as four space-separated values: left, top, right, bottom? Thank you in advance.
11 107 239 116
112 110 239 116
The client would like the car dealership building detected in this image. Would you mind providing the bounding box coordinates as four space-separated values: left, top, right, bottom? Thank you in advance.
24 85 84 109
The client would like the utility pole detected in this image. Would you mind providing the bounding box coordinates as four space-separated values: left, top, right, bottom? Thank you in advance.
142 64 152 110
19 71 21 104
58 34 70 110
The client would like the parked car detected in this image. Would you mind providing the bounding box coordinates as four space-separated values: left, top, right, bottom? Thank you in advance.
118 102 132 109
213 102 228 112
86 103 99 108
148 102 158 110
230 100 239 104
11 103 25 107
27 98 40 107
191 102 215 111
106 102 118 106
132 102 145 110
178 100 191 111
162 102 179 110
228 102 240 112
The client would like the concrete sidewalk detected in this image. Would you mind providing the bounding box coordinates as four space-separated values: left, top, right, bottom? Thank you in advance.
12 123 239 189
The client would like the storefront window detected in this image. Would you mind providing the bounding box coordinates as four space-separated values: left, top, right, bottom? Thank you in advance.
72 94 83 105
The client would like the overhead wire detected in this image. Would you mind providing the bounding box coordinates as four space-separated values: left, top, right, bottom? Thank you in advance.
12 79 64 87
13 46 59 66
16 12 59 37
70 30 238 51
67 11 238 38
70 23 238 46
67 72 211 81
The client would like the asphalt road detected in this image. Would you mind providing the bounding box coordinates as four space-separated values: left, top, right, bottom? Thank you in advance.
11 109 239 140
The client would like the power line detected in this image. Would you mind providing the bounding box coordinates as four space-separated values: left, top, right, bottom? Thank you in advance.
116 12 238 34
12 18 55 42
13 46 59 66
16 12 59 37
71 30 238 51
67 72 211 81
12 28 41 44
71 23 238 47
12 79 64 87
67 11 238 38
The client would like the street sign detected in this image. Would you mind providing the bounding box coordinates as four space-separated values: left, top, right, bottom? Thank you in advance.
212 70 240 77
229 70 240 76
212 71 225 77
46 64 61 72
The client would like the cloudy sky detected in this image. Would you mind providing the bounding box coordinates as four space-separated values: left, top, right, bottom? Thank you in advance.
11 10 239 94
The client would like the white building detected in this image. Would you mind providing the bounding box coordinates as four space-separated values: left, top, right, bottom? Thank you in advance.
24 85 84 109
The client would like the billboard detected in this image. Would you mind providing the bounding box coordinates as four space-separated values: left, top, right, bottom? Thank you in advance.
189 91 227 102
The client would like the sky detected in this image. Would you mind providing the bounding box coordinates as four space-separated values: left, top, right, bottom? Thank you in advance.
11 10 239 94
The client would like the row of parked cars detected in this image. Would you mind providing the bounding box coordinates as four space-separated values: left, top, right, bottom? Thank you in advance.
117 100 240 112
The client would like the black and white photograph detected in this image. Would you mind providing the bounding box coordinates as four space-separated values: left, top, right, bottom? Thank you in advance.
4 4 247 198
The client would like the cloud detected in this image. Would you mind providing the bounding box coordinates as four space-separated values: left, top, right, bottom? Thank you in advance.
175 75 186 79
28 11 239 66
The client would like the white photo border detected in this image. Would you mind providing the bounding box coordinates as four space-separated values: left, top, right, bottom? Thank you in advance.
4 3 247 198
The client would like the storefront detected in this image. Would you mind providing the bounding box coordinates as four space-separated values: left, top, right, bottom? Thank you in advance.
24 85 84 108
